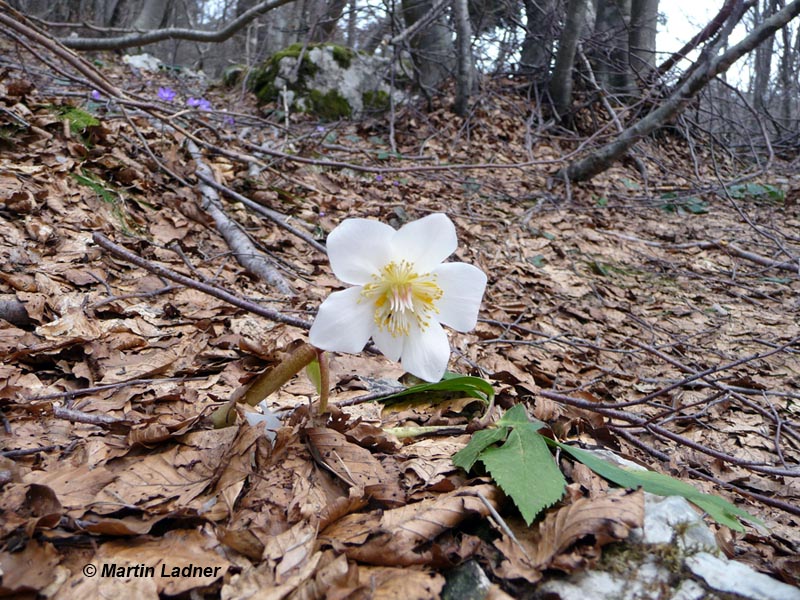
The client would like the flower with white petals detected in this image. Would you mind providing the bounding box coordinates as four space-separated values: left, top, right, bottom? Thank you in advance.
309 213 487 382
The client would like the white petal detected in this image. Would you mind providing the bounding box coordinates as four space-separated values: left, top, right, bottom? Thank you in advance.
371 327 404 362
327 219 395 285
309 286 374 353
392 213 457 273
431 262 487 332
400 321 450 382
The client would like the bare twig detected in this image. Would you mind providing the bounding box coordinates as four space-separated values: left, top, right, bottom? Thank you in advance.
92 232 311 330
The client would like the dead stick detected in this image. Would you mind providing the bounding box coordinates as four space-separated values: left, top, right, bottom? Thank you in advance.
186 140 294 295
92 232 311 330
196 171 327 254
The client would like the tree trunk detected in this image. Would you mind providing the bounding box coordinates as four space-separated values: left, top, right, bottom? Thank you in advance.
594 0 634 97
453 0 473 115
310 0 347 42
549 0 589 117
562 0 800 182
752 0 777 111
777 0 794 124
519 0 556 78
132 0 171 30
629 0 659 80
401 0 455 94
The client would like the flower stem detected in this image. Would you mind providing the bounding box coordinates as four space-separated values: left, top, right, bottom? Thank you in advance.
317 348 330 414
210 342 319 428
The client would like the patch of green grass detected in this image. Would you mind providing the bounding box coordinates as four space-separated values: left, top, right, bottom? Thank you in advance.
53 106 100 136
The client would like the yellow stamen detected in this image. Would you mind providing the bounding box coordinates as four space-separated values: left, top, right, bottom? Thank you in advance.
361 260 443 336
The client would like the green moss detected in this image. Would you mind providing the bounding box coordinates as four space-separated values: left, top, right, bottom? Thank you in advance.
249 43 321 104
308 89 351 121
362 89 390 112
58 107 99 134
330 45 355 69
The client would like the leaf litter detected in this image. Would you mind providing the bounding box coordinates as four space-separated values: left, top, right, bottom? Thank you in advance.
0 20 799 599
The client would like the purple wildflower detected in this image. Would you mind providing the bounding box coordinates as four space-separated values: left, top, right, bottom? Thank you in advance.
91 90 102 100
187 97 212 111
158 87 176 102
223 115 235 128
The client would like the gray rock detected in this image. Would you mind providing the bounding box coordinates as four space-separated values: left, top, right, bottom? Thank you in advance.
685 552 800 600
443 560 492 600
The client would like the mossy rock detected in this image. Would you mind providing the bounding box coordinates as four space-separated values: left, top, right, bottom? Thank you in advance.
249 43 353 105
362 89 391 112
222 65 245 87
248 43 394 120
308 89 352 120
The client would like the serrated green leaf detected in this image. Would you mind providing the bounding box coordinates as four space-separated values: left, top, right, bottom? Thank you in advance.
452 427 509 471
479 426 566 525
550 442 762 532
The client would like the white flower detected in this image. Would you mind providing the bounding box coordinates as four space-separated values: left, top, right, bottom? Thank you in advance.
309 213 487 382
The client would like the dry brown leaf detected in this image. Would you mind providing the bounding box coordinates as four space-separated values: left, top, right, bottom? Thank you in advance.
320 483 500 566
493 489 644 583
305 426 404 506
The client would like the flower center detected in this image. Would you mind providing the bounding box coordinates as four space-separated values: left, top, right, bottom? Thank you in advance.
361 260 443 336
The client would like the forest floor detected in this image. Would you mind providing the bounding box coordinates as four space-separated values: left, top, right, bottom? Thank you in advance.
1 29 799 599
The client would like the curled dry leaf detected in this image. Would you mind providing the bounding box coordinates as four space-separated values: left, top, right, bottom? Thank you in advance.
319 483 501 567
493 489 645 583
305 426 405 507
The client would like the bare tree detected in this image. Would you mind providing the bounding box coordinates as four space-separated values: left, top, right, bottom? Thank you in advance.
629 0 659 79
593 0 634 97
562 0 800 182
131 0 172 31
519 0 557 78
453 0 473 115
400 0 455 94
549 0 589 118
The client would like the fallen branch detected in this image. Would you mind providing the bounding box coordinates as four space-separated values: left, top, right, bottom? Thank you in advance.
92 232 311 330
55 0 298 50
195 171 327 255
186 140 295 295
600 230 800 274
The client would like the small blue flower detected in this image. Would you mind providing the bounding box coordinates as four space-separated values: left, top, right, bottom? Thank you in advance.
158 87 176 102
375 174 383 182
187 97 212 111
223 115 235 127
91 90 102 100
316 125 326 132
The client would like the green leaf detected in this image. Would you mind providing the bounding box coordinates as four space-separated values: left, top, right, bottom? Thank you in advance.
305 358 321 394
452 427 509 471
380 375 495 406
549 442 762 532
479 425 566 525
497 403 536 428
528 254 546 267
